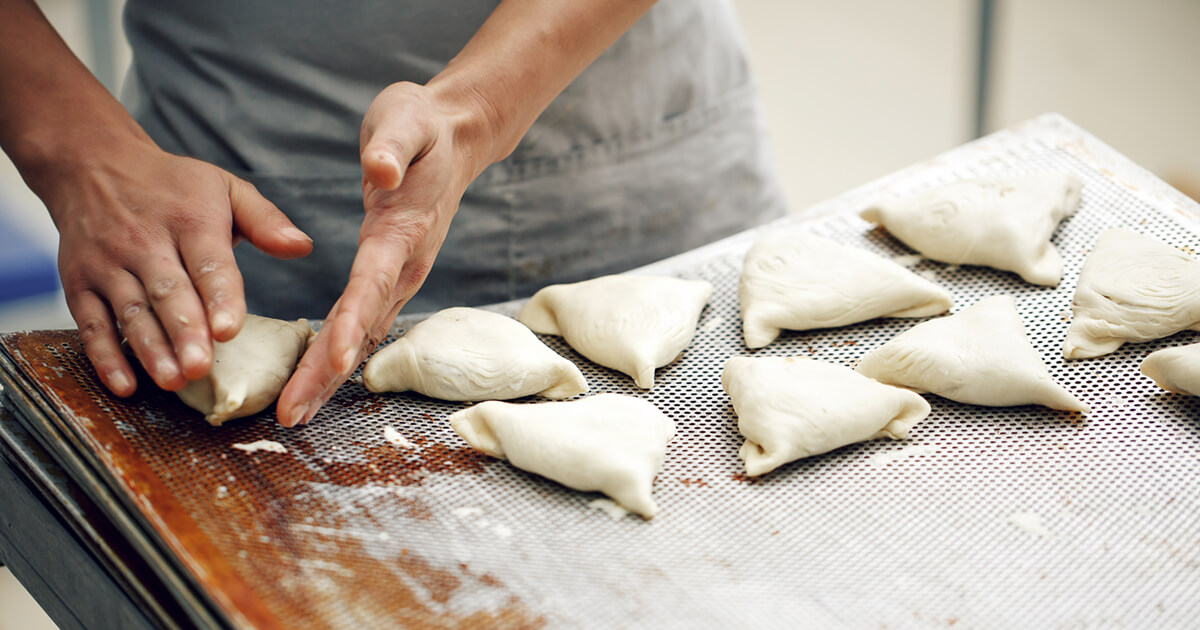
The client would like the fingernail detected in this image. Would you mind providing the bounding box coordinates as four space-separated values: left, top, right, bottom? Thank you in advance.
181 343 207 369
282 227 311 242
300 400 321 425
108 370 132 394
339 349 358 374
212 311 234 333
288 402 309 428
155 357 180 382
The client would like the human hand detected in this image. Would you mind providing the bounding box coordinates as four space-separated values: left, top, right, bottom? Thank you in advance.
43 137 313 397
276 81 490 427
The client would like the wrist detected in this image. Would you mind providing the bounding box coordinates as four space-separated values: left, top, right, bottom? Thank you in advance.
425 67 517 174
15 113 155 206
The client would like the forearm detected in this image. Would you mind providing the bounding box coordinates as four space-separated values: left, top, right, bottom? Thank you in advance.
0 0 151 202
427 0 657 173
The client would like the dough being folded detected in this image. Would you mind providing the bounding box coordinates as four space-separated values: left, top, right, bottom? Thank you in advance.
1141 343 1200 396
857 296 1089 412
449 394 676 519
739 230 952 348
177 315 315 426
1063 228 1200 359
518 275 714 389
362 307 586 401
721 356 930 477
861 173 1082 286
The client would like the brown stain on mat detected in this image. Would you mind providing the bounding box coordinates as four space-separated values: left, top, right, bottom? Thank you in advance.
1 331 542 629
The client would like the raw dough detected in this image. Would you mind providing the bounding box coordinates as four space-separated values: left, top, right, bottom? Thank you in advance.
721 356 930 477
449 394 676 519
177 315 314 426
738 230 952 348
1141 343 1200 396
860 173 1083 286
362 307 587 401
857 296 1089 412
518 275 714 389
1063 228 1200 359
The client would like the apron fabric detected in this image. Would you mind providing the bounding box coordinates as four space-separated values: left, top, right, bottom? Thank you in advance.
121 0 787 318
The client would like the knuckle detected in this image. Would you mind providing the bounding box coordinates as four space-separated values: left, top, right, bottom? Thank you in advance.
118 299 151 326
147 276 184 302
77 318 111 346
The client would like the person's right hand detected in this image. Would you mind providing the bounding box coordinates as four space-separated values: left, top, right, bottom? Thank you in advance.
41 136 313 397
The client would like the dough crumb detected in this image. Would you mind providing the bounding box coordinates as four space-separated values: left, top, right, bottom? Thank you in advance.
700 315 726 333
232 439 288 454
869 444 937 467
588 498 632 520
1008 510 1055 539
892 254 924 268
383 426 416 449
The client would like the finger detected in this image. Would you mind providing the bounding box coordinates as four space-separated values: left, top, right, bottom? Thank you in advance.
275 324 351 428
227 175 313 260
133 252 213 381
360 110 435 191
104 273 188 391
66 289 137 397
180 233 245 343
324 234 422 375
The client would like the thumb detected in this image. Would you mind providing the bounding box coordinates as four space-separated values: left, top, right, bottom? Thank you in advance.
227 175 313 260
360 106 437 192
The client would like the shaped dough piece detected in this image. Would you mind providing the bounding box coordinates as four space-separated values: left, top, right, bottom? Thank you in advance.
1063 228 1200 359
177 315 314 426
861 173 1082 286
739 230 952 348
449 394 676 519
721 356 930 477
518 275 714 389
362 307 586 401
1141 343 1200 396
857 296 1089 412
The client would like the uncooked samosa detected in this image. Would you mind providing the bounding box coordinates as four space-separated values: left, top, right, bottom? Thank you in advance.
177 314 314 426
518 275 713 389
1141 343 1200 397
1063 228 1200 359
721 356 930 477
857 296 1089 412
449 394 676 519
861 173 1082 286
739 230 952 348
362 307 587 401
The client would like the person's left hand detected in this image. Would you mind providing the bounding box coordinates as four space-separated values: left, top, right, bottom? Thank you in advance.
274 81 491 427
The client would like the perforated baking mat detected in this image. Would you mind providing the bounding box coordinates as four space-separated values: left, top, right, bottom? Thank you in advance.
3 116 1199 629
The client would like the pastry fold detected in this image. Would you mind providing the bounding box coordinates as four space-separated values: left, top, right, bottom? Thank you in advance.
450 394 675 519
363 307 586 401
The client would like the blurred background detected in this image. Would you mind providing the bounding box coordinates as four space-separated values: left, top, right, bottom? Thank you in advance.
1 1 1198 627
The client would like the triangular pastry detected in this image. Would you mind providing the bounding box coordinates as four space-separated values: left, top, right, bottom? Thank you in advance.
721 356 930 477
177 314 315 426
1064 228 1200 359
449 394 676 519
362 307 586 401
518 275 713 389
861 173 1082 286
1141 343 1200 396
739 230 952 348
857 296 1089 412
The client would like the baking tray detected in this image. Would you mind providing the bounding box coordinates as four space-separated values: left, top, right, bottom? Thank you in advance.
2 114 1198 628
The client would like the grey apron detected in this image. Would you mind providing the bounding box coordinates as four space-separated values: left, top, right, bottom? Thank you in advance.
121 0 786 318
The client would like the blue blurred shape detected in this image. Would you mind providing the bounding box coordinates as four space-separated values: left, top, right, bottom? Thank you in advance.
0 212 59 302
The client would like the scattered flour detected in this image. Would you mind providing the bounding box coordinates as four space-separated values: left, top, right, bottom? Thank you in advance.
232 439 288 454
869 444 937 467
892 254 924 268
383 426 416 449
1008 510 1055 539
